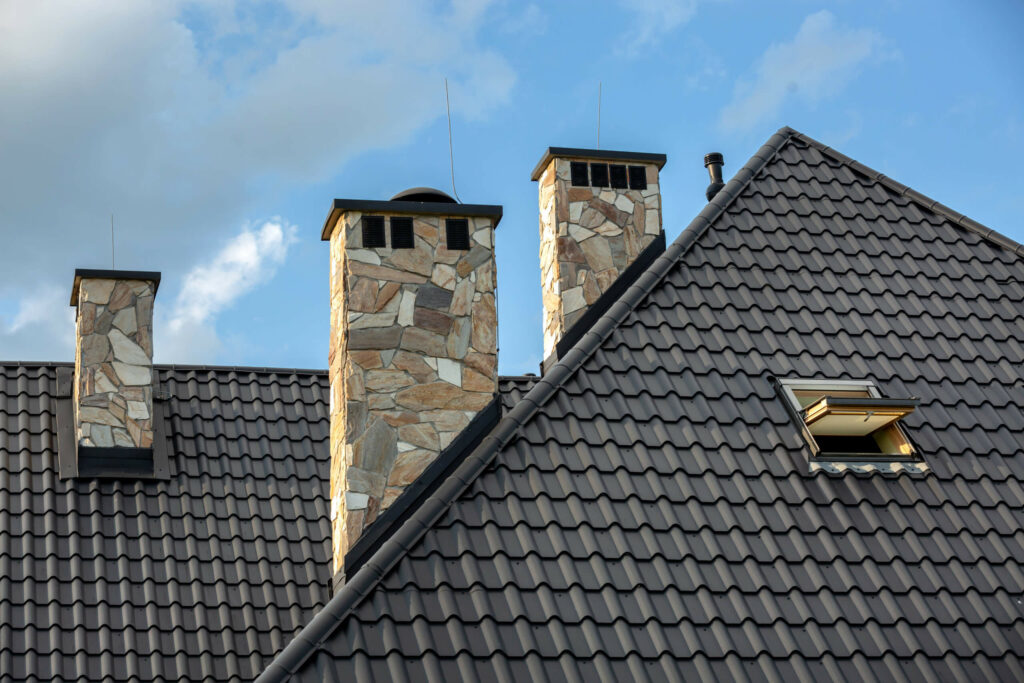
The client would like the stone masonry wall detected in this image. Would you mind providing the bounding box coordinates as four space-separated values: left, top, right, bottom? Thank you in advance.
74 278 155 449
329 212 497 573
538 158 662 357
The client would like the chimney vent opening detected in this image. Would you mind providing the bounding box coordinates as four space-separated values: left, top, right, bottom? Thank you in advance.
445 218 470 250
609 164 628 189
590 163 609 188
362 216 387 247
390 217 415 248
570 162 589 187
628 166 647 190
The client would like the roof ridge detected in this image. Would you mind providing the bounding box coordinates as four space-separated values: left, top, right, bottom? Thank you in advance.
256 128 799 682
786 128 1024 260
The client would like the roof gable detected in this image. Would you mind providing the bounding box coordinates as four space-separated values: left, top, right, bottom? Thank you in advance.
264 128 1024 681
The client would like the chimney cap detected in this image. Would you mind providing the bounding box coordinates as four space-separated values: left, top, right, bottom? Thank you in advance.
70 269 161 307
704 152 724 168
321 198 503 241
388 187 458 204
531 147 667 181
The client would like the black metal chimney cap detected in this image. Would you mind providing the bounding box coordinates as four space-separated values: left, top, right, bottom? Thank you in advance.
388 187 458 203
704 152 724 168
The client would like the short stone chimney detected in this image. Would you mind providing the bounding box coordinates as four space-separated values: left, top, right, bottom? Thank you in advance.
531 148 666 359
70 269 160 452
322 189 501 579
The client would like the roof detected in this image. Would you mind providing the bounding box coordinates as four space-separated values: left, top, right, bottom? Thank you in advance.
261 127 1024 682
0 364 331 682
0 364 533 682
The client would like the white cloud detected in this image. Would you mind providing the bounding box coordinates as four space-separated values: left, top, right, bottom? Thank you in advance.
0 286 75 361
719 11 882 133
159 220 297 363
617 0 698 52
0 0 515 361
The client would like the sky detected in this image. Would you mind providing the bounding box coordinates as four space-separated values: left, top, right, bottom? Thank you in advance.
1 0 1022 373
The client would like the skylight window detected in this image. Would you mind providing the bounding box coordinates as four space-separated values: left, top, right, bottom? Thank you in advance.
775 378 920 463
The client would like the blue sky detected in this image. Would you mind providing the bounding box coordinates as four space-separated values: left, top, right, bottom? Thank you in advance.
1 1 1022 373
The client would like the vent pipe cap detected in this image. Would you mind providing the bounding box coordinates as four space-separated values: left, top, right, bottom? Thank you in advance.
704 153 725 202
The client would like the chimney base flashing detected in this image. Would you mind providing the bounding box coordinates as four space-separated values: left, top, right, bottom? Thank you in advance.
541 231 666 373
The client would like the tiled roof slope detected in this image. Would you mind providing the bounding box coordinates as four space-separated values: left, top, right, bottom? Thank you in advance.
264 127 1024 682
0 363 332 682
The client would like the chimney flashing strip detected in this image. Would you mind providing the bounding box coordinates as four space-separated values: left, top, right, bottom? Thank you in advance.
321 199 503 240
542 231 666 374
70 269 161 306
530 147 667 181
338 395 501 589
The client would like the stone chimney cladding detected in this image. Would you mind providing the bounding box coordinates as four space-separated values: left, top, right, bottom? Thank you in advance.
538 157 662 357
73 278 156 449
329 211 497 573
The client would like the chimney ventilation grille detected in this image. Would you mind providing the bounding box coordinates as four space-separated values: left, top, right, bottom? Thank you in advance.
390 217 415 249
628 166 647 190
445 218 470 250
362 216 386 248
589 163 609 188
609 164 628 189
570 162 589 187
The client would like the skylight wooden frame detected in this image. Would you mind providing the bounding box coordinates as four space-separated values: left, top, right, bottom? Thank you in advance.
774 377 921 463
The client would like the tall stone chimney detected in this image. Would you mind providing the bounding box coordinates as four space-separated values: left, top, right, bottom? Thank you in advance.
322 189 501 579
531 148 666 359
70 269 160 454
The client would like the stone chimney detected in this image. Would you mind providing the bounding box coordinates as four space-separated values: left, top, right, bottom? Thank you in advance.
70 269 160 454
322 189 501 579
531 148 666 359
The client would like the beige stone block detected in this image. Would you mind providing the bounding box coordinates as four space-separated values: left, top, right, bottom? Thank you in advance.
436 358 461 386
444 391 493 411
350 350 382 369
413 307 453 335
388 449 435 487
378 410 419 427
391 351 435 382
431 263 456 290
349 277 379 312
562 286 586 314
614 194 634 213
374 281 401 312
364 369 416 392
112 362 151 386
112 307 137 336
580 237 613 271
476 262 494 292
387 243 434 276
418 410 471 432
401 327 447 356
109 329 150 365
349 261 427 284
594 222 623 237
446 317 471 358
350 312 398 330
413 219 439 246
381 486 403 509
472 227 492 248
397 290 415 326
80 279 117 305
367 393 396 410
127 400 149 420
470 294 496 354
464 352 496 378
89 424 114 447
107 282 134 312
394 382 465 410
462 367 494 392
81 334 111 366
450 278 474 316
398 422 439 450
347 248 382 266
